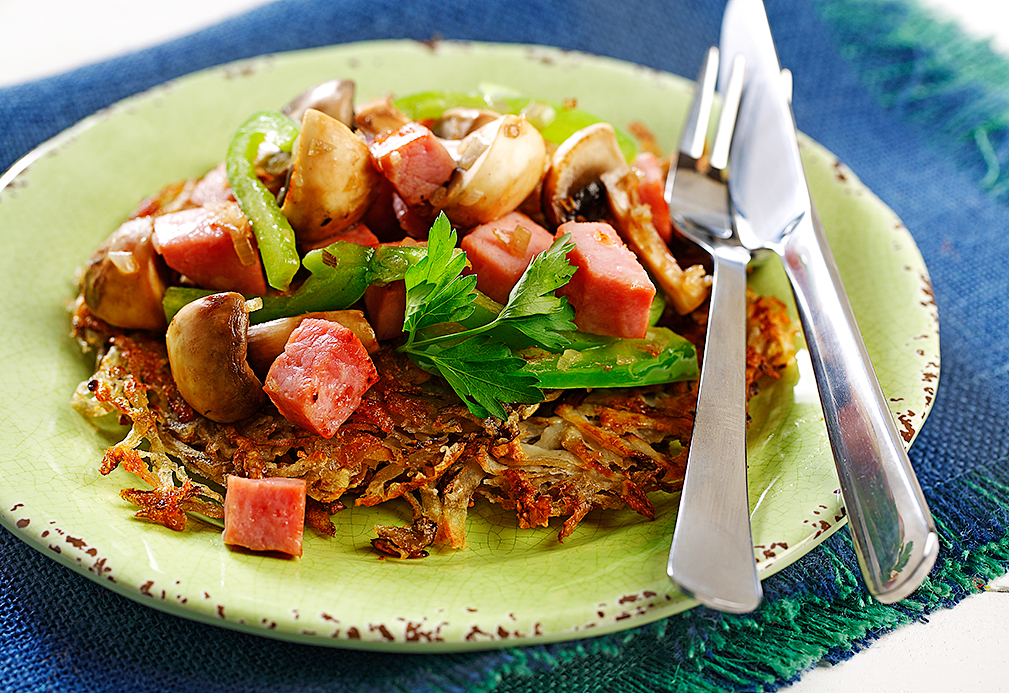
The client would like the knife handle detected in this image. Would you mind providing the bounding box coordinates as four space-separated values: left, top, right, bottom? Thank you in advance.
667 241 762 613
780 207 939 604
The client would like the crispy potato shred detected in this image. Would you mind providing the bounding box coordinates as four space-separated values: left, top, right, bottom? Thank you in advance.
70 288 795 559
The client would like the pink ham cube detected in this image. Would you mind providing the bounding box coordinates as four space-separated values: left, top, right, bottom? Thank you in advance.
460 212 554 304
368 122 457 207
152 200 268 296
300 222 381 252
555 221 656 339
223 476 307 557
263 319 379 438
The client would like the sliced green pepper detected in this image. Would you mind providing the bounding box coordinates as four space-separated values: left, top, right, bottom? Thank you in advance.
162 241 427 325
225 110 301 291
394 89 638 162
521 327 698 389
648 288 666 326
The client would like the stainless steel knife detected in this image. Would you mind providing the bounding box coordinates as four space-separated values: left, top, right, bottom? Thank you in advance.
719 0 939 603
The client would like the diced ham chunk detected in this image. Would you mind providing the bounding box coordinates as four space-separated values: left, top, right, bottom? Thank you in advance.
152 200 267 295
633 152 672 242
188 162 236 207
368 122 457 207
263 319 379 438
555 221 656 339
223 476 306 557
299 222 380 252
362 237 426 340
460 212 554 304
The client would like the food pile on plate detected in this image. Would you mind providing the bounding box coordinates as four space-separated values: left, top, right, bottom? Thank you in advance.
70 81 795 558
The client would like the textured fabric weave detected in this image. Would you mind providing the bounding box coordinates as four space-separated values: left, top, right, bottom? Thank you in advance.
2 0 1009 690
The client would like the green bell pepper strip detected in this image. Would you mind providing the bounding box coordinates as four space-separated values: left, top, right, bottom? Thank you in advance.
394 89 638 162
225 110 301 291
648 287 666 326
521 327 698 389
162 241 427 325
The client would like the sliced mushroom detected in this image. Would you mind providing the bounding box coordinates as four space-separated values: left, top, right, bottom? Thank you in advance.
440 114 547 229
80 217 172 331
166 292 266 423
541 122 627 228
280 108 382 245
602 167 710 315
246 309 379 379
283 79 356 127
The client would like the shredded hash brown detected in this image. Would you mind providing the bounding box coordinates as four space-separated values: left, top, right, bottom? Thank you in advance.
70 291 794 558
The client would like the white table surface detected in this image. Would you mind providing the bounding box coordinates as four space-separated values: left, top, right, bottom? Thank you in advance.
2 1 1007 690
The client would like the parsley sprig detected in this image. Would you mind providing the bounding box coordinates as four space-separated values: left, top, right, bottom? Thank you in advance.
399 213 577 419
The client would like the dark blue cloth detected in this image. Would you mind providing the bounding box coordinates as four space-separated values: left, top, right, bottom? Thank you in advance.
3 0 1009 690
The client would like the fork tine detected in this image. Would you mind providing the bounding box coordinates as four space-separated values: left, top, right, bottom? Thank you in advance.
708 54 745 174
678 46 720 163
665 46 720 208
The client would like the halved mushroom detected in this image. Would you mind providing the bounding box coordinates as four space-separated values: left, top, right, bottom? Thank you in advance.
440 114 547 229
165 292 265 423
280 108 382 245
283 79 356 127
541 122 627 228
81 217 172 331
246 309 379 379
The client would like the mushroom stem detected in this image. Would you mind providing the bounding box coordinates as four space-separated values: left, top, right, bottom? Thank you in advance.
602 167 710 315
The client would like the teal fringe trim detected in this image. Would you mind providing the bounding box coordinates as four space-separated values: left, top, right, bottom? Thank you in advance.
480 458 1009 693
812 0 1009 195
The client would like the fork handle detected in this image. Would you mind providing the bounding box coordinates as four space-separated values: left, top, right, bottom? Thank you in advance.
780 208 939 604
667 242 762 613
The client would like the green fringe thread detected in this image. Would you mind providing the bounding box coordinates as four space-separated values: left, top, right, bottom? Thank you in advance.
813 0 1009 195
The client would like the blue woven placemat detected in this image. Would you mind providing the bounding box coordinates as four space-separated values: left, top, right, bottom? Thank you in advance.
2 0 1008 690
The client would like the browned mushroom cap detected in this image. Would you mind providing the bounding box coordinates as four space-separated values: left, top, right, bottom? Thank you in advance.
80 217 172 331
165 292 266 423
280 108 382 244
541 122 627 228
245 309 379 379
283 79 356 127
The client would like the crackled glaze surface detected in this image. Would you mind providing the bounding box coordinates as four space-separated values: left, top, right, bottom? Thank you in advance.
0 41 939 651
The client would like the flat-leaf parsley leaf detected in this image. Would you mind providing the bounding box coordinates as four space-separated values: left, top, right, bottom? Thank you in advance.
399 213 577 419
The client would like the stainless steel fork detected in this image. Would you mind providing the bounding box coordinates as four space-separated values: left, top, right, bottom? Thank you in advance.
664 46 761 613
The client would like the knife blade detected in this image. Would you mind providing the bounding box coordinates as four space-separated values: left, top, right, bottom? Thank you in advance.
719 0 939 603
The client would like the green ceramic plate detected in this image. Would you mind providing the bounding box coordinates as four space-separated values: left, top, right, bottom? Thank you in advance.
0 41 939 652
